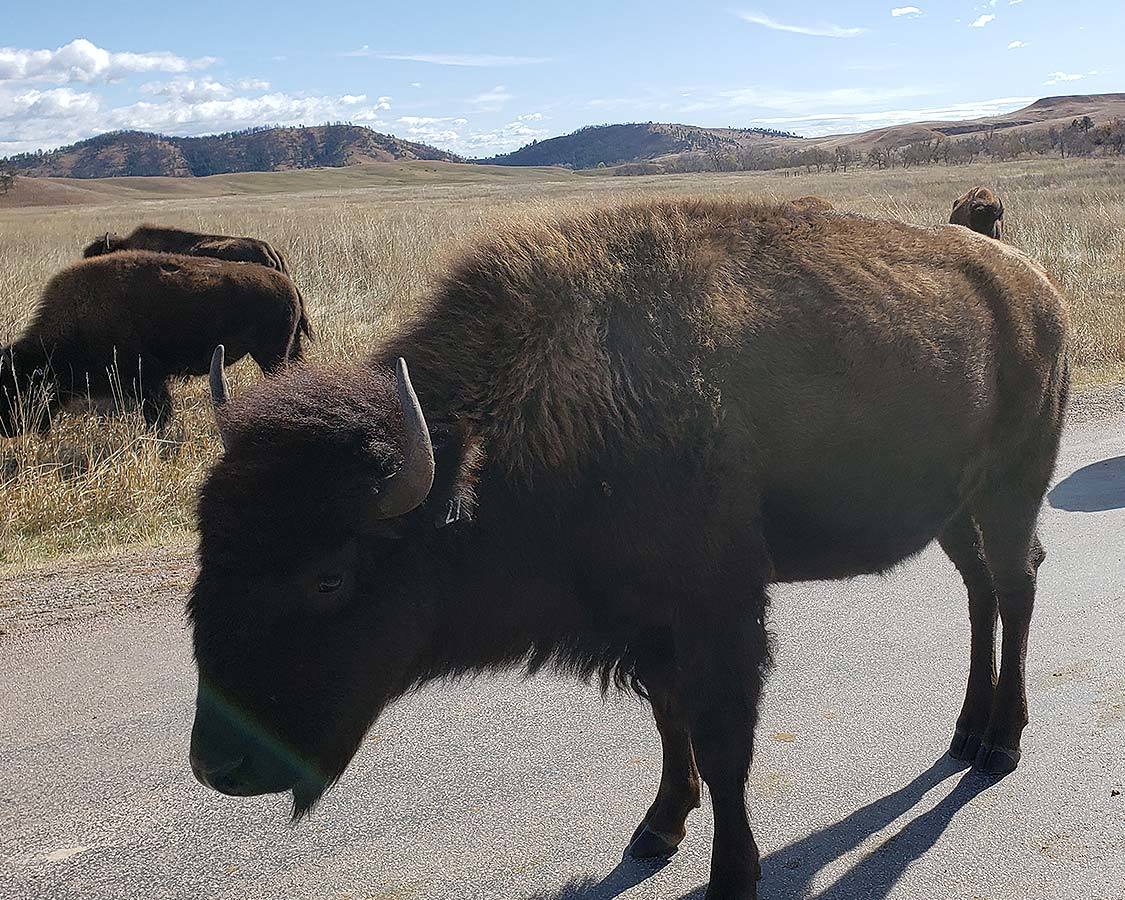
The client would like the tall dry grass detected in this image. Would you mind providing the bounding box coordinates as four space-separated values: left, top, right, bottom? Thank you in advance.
1 157 1122 568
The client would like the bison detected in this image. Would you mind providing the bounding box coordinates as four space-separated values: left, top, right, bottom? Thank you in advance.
187 199 1069 900
950 186 1005 239
84 224 289 272
82 223 312 342
1 250 307 434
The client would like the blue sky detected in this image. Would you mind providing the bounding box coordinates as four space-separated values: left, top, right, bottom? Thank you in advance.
1 1 1120 158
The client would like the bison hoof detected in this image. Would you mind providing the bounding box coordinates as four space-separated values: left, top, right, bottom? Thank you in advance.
974 744 1021 776
626 823 683 859
949 728 983 762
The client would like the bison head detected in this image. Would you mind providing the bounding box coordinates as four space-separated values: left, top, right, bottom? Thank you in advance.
187 357 446 817
81 232 119 258
949 187 1004 240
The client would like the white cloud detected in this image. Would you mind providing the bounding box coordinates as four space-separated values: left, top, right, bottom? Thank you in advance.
0 84 395 156
0 38 213 84
969 14 996 27
678 84 933 116
748 96 1035 136
517 112 544 121
1007 40 1028 49
891 7 922 17
1009 0 1023 4
468 85 512 111
1044 71 1093 85
735 11 866 38
343 47 549 66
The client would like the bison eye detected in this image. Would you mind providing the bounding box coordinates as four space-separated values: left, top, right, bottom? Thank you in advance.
317 575 344 593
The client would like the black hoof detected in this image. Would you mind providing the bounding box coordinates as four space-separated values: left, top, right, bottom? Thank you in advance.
949 728 982 761
975 744 1021 776
626 824 683 860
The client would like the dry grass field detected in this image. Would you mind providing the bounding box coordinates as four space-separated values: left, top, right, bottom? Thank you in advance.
1 157 1123 569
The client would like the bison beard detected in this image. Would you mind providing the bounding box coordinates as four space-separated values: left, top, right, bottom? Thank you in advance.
187 198 1069 900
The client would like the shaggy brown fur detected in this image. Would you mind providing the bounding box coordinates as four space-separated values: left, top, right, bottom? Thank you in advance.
83 224 312 340
188 198 1068 900
950 186 1005 239
1 250 305 433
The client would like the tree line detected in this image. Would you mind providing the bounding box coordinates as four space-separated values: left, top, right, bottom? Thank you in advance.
619 117 1125 176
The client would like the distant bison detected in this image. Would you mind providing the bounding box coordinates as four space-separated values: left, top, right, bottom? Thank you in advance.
950 186 1005 239
83 224 312 342
187 199 1068 900
1 251 306 434
84 224 289 272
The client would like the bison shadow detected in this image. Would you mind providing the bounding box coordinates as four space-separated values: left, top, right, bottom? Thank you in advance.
530 857 671 900
537 755 999 900
1048 455 1125 513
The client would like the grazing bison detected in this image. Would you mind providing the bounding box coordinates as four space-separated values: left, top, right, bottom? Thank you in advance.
950 186 1005 239
187 199 1068 900
1 251 306 434
82 224 312 341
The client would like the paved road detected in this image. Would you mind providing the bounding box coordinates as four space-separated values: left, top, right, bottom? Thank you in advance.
2 408 1124 900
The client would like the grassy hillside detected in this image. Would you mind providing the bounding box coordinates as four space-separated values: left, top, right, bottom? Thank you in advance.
1 157 1122 567
0 161 576 208
2 125 461 179
483 123 799 168
480 94 1125 170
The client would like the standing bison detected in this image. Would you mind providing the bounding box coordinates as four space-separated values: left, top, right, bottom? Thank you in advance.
1 251 306 433
950 186 1005 239
187 199 1068 900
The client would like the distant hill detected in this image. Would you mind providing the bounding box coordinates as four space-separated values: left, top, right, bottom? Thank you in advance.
2 125 461 179
480 94 1125 170
481 122 802 168
809 93 1125 153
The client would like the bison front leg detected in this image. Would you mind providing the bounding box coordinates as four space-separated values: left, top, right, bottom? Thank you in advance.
939 513 998 762
678 556 770 900
627 661 702 859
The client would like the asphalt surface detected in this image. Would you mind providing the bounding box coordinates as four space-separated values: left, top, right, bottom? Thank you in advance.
2 404 1124 900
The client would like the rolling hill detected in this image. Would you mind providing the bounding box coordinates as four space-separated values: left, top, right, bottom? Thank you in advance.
482 94 1125 170
2 125 461 179
480 122 801 169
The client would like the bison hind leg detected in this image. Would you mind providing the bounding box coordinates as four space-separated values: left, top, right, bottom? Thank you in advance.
627 656 702 860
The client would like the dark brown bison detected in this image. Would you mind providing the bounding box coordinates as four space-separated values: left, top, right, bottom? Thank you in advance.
1 251 306 433
187 199 1068 900
82 224 312 341
950 186 1005 239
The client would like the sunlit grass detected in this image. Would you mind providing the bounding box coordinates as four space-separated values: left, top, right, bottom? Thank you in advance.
1 157 1122 568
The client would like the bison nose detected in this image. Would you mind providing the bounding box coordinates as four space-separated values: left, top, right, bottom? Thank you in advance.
190 750 246 789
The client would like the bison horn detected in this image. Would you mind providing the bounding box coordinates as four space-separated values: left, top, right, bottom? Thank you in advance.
374 358 435 520
104 232 112 252
209 345 232 449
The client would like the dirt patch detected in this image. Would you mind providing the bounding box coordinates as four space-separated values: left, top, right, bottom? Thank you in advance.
0 544 195 639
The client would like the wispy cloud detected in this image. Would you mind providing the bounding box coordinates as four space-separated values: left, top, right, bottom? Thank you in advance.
734 11 866 38
468 85 512 111
342 48 549 67
969 14 996 27
891 7 922 17
1007 40 1028 49
1044 70 1096 85
747 96 1035 137
0 38 214 84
